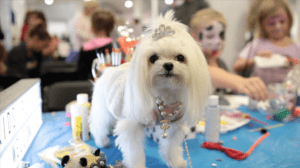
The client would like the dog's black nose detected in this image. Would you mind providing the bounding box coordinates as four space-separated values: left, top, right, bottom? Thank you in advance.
163 63 173 71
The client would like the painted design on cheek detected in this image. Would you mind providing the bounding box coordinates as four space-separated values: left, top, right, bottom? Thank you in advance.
206 25 213 31
267 15 288 33
267 15 287 25
199 33 203 40
198 21 225 54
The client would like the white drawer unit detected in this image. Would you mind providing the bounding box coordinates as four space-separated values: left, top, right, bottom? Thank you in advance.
0 79 43 168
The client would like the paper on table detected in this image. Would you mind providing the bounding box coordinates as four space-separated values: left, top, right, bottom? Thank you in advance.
222 95 249 109
254 54 287 68
223 95 269 111
197 114 251 134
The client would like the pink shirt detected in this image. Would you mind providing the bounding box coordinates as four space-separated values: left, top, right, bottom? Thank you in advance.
238 38 300 85
82 37 112 51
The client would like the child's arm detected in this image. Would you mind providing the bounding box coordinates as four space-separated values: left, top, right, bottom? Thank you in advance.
208 66 268 101
233 57 255 74
233 50 275 73
233 39 262 74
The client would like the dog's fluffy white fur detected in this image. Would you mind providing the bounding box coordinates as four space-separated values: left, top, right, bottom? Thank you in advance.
89 10 211 168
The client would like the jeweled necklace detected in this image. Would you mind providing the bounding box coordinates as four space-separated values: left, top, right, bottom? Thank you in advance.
155 97 193 168
155 98 183 138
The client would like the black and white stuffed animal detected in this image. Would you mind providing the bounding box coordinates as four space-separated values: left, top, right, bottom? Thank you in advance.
61 149 107 168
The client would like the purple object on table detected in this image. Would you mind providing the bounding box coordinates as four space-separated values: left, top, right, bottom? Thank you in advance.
65 49 79 63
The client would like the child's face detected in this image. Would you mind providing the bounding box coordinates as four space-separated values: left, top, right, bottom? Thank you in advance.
194 20 225 59
28 36 50 52
262 7 289 40
29 15 44 28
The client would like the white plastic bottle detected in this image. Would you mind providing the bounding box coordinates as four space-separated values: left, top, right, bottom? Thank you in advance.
77 93 90 141
205 95 220 143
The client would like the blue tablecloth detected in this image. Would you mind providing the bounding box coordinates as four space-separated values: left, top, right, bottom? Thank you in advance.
23 106 300 168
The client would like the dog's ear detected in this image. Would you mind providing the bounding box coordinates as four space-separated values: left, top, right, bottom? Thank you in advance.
123 40 155 124
94 149 100 156
61 155 70 167
79 157 87 166
181 35 212 127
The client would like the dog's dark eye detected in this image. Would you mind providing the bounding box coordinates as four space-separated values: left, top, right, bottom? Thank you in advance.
150 54 159 63
176 55 185 62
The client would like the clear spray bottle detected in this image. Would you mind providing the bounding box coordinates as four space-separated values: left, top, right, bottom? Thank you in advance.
205 95 220 143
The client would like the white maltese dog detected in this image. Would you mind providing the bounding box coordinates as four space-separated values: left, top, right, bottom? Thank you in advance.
90 10 211 168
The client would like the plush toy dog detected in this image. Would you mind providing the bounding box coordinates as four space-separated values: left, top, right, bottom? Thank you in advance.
89 10 211 168
61 149 107 168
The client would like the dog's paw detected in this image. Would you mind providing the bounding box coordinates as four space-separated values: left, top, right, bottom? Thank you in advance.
167 159 187 168
176 160 187 168
95 137 110 147
123 161 147 168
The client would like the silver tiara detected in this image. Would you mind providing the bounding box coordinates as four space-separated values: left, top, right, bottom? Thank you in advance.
152 24 175 40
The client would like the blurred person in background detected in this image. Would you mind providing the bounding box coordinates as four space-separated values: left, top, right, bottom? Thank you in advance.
42 35 60 61
20 11 46 43
0 43 7 76
0 43 19 91
6 24 51 79
132 19 142 38
161 0 209 27
72 0 99 52
21 10 59 61
190 8 268 101
0 43 8 91
233 0 300 85
77 9 116 80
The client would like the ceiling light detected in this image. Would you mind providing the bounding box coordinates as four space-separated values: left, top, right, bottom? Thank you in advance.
125 0 133 8
165 0 173 5
45 0 54 5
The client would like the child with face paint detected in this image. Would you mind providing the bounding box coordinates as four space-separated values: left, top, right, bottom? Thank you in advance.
191 9 227 71
191 8 268 101
233 0 300 86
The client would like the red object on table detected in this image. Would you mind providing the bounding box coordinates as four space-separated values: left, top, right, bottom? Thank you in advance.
294 108 300 117
118 36 139 55
201 132 270 160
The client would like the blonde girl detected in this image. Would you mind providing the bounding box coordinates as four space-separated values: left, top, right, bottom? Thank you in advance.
233 0 300 85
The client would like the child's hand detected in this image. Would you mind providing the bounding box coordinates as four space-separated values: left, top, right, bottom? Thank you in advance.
42 37 59 57
257 50 273 58
235 77 268 101
286 56 300 67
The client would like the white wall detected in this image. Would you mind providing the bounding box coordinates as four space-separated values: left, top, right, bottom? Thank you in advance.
11 0 27 45
26 1 80 22
0 0 13 50
294 0 300 43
